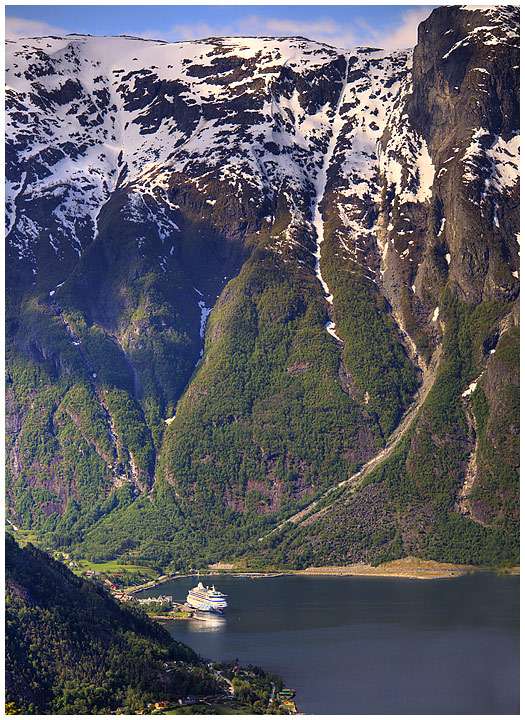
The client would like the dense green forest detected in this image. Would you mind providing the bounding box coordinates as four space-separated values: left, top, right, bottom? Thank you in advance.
248 295 519 570
5 533 219 714
6 275 519 572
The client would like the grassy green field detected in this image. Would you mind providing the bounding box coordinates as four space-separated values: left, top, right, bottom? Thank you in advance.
53 556 160 583
75 560 158 576
5 528 40 546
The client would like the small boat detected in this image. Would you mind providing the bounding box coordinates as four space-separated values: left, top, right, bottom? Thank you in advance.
186 581 228 613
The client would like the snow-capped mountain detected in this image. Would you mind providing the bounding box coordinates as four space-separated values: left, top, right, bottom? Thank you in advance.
5 6 520 569
6 34 405 281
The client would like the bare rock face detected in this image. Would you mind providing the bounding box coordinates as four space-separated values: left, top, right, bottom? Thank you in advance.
370 5 519 372
408 5 519 306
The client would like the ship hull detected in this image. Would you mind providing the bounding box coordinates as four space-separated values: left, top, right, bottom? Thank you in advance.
187 597 226 613
186 582 228 613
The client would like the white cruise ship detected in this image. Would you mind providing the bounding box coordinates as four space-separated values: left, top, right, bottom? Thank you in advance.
186 582 228 613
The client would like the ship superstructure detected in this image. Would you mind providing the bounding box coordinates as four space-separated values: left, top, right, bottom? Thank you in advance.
186 582 228 612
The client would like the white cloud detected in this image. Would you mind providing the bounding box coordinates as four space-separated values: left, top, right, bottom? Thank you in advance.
6 17 70 40
138 22 224 43
357 7 434 50
6 7 434 50
140 15 357 48
235 15 360 48
137 8 432 50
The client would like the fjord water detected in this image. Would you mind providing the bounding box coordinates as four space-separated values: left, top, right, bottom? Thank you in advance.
138 574 519 714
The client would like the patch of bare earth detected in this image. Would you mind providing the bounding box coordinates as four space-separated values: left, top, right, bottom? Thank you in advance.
294 556 477 579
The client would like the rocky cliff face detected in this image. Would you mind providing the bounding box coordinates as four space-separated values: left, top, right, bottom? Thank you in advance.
5 6 519 568
409 5 519 305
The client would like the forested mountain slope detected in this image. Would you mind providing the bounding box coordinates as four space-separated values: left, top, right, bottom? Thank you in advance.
5 533 219 713
5 5 519 569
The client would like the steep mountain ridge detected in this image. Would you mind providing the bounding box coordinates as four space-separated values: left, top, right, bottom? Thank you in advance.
6 5 519 569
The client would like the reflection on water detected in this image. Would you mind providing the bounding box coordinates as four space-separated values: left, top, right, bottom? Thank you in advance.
185 612 227 633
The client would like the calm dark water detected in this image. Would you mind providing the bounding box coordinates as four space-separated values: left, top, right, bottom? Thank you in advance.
137 573 519 714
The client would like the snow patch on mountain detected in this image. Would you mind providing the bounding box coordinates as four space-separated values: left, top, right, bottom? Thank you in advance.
461 127 520 208
378 72 435 205
484 134 520 194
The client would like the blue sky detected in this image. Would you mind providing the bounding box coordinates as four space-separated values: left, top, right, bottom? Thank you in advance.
5 4 440 50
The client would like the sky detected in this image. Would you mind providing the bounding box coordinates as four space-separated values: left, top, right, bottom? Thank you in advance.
4 3 443 50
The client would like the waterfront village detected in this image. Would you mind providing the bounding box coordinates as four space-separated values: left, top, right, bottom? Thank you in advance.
59 557 299 714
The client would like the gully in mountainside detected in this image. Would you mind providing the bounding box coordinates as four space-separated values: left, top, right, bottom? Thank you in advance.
311 56 349 344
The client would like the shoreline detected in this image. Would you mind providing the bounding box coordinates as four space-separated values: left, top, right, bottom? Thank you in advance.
148 614 199 621
128 557 518 594
128 571 286 594
293 556 478 579
291 557 520 579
